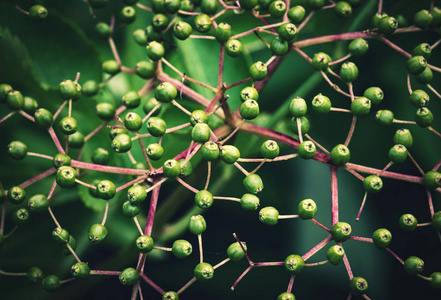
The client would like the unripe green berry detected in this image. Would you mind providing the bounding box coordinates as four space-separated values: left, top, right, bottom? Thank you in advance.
146 25 163 42
6 90 24 111
147 117 167 137
312 94 331 113
414 9 433 29
163 291 179 300
291 117 310 134
298 199 317 219
29 4 48 21
288 5 306 23
191 123 211 143
42 275 61 292
119 267 139 285
350 276 368 295
363 175 383 193
88 224 108 244
240 87 259 102
146 143 164 161
409 89 429 107
225 39 243 58
195 190 214 209
28 194 49 212
423 171 441 189
430 272 441 288
190 110 209 126
415 67 433 84
52 227 70 245
152 14 169 31
308 0 325 10
189 214 207 235
326 245 345 265
122 201 141 217
27 267 43 283
120 6 136 24
350 97 371 116
102 60 120 75
270 37 289 56
378 16 398 34
372 12 388 27
332 222 352 242
69 131 84 148
124 112 142 132
412 43 431 59
95 22 112 38
96 103 115 120
269 1 287 19
407 56 427 75
348 38 368 57
92 148 109 165
7 186 26 205
179 159 193 178
363 87 384 105
249 61 267 81
11 208 30 225
111 133 132 153
194 14 212 33
172 239 193 258
227 242 247 261
60 235 77 256
201 0 217 15
239 0 258 10
96 180 116 200
201 142 220 161
334 1 352 18
298 141 316 159
56 166 77 188
240 193 260 211
59 80 80 100
0 84 13 102
89 0 108 9
375 110 394 125
163 159 181 178
143 98 161 116
277 292 296 300
164 0 181 14
8 140 27 160
393 128 413 148
155 82 178 103
173 21 193 40
128 184 147 204
404 256 424 275
136 235 155 253
289 97 307 117
194 262 214 281
340 61 358 82
146 41 165 61
260 140 279 159
372 228 392 249
215 22 232 43
431 7 441 26
240 99 259 120
388 144 408 163
259 206 279 225
136 61 155 79
220 145 240 164
59 116 78 135
278 23 297 42
34 108 53 129
415 107 433 128
284 254 305 274
399 213 417 232
243 173 264 194
330 144 350 166
312 52 332 71
122 91 140 109
71 262 90 279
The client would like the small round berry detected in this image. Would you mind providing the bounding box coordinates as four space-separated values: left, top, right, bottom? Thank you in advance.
340 61 358 82
412 43 431 59
372 228 392 249
363 175 383 193
269 1 287 19
393 128 413 148
59 80 79 100
27 267 44 283
11 208 30 225
240 87 259 103
261 140 279 159
195 190 213 209
415 107 433 128
122 91 141 109
60 235 77 256
42 275 61 292
28 194 49 212
249 61 267 81
201 0 217 14
334 1 352 18
95 22 112 38
180 161 194 178
69 131 84 148
349 276 369 295
225 39 243 58
215 22 232 43
351 97 371 116
404 256 424 275
348 38 368 57
201 142 220 161
289 97 307 117
326 245 345 265
240 99 260 120
190 110 208 126
191 123 211 143
194 14 212 33
82 80 99 96
240 193 260 211
330 144 350 166
122 201 141 217
52 227 70 245
179 0 194 15
378 16 398 34
8 140 27 160
298 199 317 219
146 143 164 161
285 254 305 274
136 235 154 253
430 272 441 288
423 171 441 189
143 98 161 116
7 186 26 205
399 213 417 232
88 224 108 244
194 262 214 281
189 214 207 235
277 292 296 300
312 52 332 71
278 23 297 42
409 89 429 107
239 0 258 10
243 173 264 194
91 148 109 165
136 61 155 79
128 184 147 204
312 94 331 113
120 6 136 24
363 87 383 105
259 206 279 226
102 60 120 75
227 242 247 261
308 0 325 10
375 110 394 125
173 21 193 40
111 133 132 153
0 83 12 102
96 180 116 200
71 262 90 279
388 144 408 163
407 56 427 75
288 5 306 23
172 239 193 258
146 25 163 41
163 291 179 300
220 145 240 164
431 6 441 26
163 0 181 13
414 9 433 29
372 12 388 27
152 14 169 31
59 116 78 135
415 67 433 84
34 108 53 129
432 212 441 231
332 222 352 242
298 141 316 159
163 159 181 178
146 41 165 61
124 112 142 132
155 82 178 103
29 5 48 21
56 166 77 188
119 267 139 285
6 90 24 111
96 103 115 120
291 116 310 134
270 37 289 56
147 117 167 137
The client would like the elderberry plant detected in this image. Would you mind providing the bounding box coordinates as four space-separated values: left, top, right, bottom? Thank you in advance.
1 0 441 299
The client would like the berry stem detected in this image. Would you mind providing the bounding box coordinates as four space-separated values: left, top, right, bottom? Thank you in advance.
233 162 250 176
153 246 172 251
392 119 416 124
407 73 413 94
213 257 231 270
427 84 441 99
26 152 53 160
140 273 166 294
144 179 162 236
66 242 82 263
432 158 441 172
0 196 7 235
136 3 152 11
108 37 122 66
417 222 432 227
377 36 411 58
75 178 96 189
356 191 368 221
0 111 15 124
292 46 312 63
219 119 245 145
278 214 300 219
329 54 352 66
296 117 303 143
48 127 65 154
349 236 373 243
341 248 354 279
204 161 211 190
426 189 435 217
133 217 143 236
231 265 253 291
70 160 148 176
177 277 197 295
0 270 27 276
165 122 192 134
84 120 111 142
302 234 333 261
213 196 241 202
408 152 425 176
3 226 17 239
101 200 110 226
217 43 225 89
377 0 383 13
253 261 284 267
225 77 253 90
427 126 441 139
116 175 148 193
18 167 57 189
90 270 121 276
309 219 331 232
176 177 199 193
47 179 58 201
250 160 266 174
305 260 329 266
305 134 330 154
330 166 339 226
47 206 61 228
15 5 29 15
233 233 253 265
287 274 295 293
385 247 404 264
297 11 315 32
172 100 192 115
198 234 204 263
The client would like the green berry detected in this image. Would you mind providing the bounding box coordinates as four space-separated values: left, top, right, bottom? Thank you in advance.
363 175 383 193
330 144 350 166
82 80 99 96
430 272 441 288
71 262 90 279
59 80 80 100
288 5 306 23
143 98 161 116
298 199 317 219
122 201 141 217
308 0 325 10
95 22 112 38
8 140 27 160
407 56 427 75
189 214 207 235
415 67 433 84
415 107 433 128
372 228 392 249
163 159 181 178
155 82 178 103
136 61 155 79
334 1 352 18
42 275 61 292
53 153 72 168
0 83 12 102
180 159 194 178
349 276 368 295
332 222 352 242
270 37 289 56
240 193 260 211
350 97 371 116
423 171 441 189
190 110 208 125
194 14 212 33
96 180 116 200
111 133 132 153
147 117 167 137
69 131 84 148
96 103 115 120
393 128 413 148
388 144 408 163
27 267 44 283
172 239 193 258
291 116 310 134
195 190 213 209
414 9 433 29
220 145 240 164
326 245 345 265
215 22 232 43
298 141 316 159
56 166 77 188
164 0 181 14
284 254 305 274
278 23 297 42
124 112 142 132
91 148 109 165
431 7 441 26
11 208 30 225
404 256 424 275
60 235 77 256
152 14 169 31
340 61 358 82
52 227 70 244
122 91 141 109
128 184 147 204
227 242 247 261
371 12 388 27
22 96 38 113
201 142 219 161
249 61 267 81
289 97 307 117
119 267 139 285
146 143 164 160
28 194 49 212
225 39 243 58
146 25 163 41
201 0 218 15
7 186 26 205
240 99 259 120
194 262 214 281
363 87 384 105
34 108 53 129
133 29 148 46
239 0 258 10
269 1 286 19
277 292 296 300
409 89 429 107
261 140 279 159
88 224 108 244
412 43 431 59
349 38 368 57
191 123 211 143
59 116 78 135
375 110 394 125
378 16 398 34
173 21 193 40
136 235 155 253
120 6 136 24
259 206 279 225
312 52 332 71
312 93 331 113
6 90 24 111
243 173 264 194
102 60 120 75
146 41 165 61
163 291 179 300
399 213 417 232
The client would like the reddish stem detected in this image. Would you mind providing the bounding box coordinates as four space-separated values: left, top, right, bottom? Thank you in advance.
18 168 57 189
330 166 339 226
139 273 165 294
302 235 333 261
144 179 161 236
